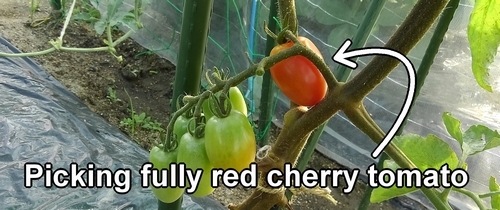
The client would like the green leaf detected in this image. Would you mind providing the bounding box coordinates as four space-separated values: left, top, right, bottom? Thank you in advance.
467 0 500 92
119 12 139 32
490 176 500 210
94 20 106 35
462 125 500 156
442 112 463 145
72 13 93 22
371 134 459 202
106 0 124 22
109 11 129 27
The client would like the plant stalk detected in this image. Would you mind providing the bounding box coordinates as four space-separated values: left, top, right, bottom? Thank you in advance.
277 0 298 36
454 188 488 210
163 0 213 209
258 0 279 147
342 0 450 103
171 0 214 113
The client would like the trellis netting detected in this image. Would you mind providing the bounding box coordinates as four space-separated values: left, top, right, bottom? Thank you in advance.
95 0 499 209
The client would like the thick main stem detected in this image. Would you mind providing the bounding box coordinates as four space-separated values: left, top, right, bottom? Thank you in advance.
342 0 450 103
171 0 213 113
277 0 298 36
163 0 213 209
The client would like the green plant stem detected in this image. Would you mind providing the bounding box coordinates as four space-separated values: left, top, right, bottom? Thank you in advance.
454 188 488 210
158 196 182 210
1 0 133 59
300 2 387 208
0 30 134 57
277 0 298 37
396 0 460 202
414 0 460 97
258 0 278 147
335 1 452 208
342 0 450 103
58 0 77 41
106 23 114 50
134 0 144 28
30 0 35 20
342 86 451 210
0 48 57 57
479 191 500 198
163 1 213 208
358 153 388 210
171 0 213 112
284 121 325 201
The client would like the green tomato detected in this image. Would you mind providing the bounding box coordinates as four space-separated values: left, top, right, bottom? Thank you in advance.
205 110 256 172
173 115 191 141
229 86 248 117
202 99 214 120
203 86 248 119
149 146 184 203
177 133 214 197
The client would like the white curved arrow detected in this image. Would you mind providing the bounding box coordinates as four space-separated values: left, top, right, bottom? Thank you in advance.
332 39 416 159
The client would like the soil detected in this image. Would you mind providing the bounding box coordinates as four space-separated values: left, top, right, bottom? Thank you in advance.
0 1 426 209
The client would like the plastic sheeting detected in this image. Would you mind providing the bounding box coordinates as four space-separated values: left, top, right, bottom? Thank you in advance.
0 37 225 209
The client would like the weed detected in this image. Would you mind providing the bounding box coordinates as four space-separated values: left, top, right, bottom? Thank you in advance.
106 87 121 103
120 89 164 134
130 69 141 77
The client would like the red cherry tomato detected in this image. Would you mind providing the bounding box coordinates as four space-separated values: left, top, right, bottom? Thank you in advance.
270 36 327 106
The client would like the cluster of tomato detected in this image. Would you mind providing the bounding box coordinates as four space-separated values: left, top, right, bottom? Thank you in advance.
149 36 326 203
149 87 256 203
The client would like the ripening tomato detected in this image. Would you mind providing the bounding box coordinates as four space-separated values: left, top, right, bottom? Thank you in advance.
149 146 184 203
270 36 327 106
204 110 256 172
203 86 248 119
177 133 214 197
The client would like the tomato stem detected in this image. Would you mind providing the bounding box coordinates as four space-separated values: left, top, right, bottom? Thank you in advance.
342 0 450 103
263 21 278 40
277 0 298 38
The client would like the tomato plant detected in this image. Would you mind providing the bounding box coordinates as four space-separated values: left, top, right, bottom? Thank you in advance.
204 109 256 172
203 86 248 119
270 36 327 106
149 146 184 203
177 132 214 197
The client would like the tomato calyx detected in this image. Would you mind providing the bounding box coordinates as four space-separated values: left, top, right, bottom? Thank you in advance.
158 130 178 153
207 87 233 118
186 115 206 139
264 23 295 45
176 94 194 118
